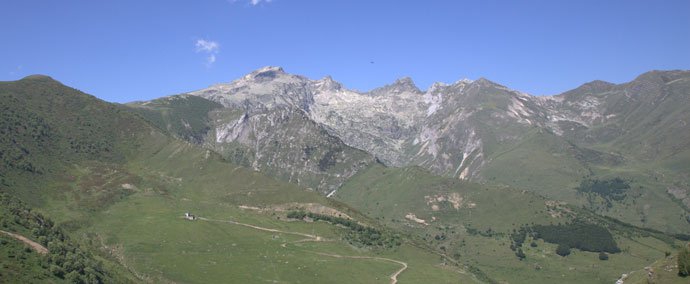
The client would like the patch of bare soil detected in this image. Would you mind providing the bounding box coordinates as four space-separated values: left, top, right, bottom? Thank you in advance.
0 230 48 254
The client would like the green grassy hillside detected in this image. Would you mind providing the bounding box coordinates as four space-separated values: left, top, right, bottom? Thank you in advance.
126 95 224 143
477 127 690 235
0 192 137 283
335 164 688 284
0 75 155 204
2 74 688 283
0 76 477 283
32 131 477 283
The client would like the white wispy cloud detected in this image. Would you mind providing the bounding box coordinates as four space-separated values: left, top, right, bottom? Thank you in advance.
195 39 219 53
195 39 220 67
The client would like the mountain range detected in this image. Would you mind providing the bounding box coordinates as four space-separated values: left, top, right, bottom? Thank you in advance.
130 67 690 232
1 70 689 283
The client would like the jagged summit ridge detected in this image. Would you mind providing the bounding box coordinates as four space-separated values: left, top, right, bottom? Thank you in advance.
367 77 422 96
180 67 690 183
184 66 537 173
243 66 286 82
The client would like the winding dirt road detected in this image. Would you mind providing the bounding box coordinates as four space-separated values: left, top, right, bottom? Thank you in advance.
197 217 317 239
311 251 408 284
197 217 408 284
0 230 48 255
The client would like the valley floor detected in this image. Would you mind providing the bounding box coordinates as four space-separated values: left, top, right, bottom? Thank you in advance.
196 216 409 284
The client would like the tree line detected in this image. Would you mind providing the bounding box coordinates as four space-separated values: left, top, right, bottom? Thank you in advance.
287 210 401 249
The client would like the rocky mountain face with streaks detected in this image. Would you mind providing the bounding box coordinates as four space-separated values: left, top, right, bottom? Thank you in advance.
130 67 690 211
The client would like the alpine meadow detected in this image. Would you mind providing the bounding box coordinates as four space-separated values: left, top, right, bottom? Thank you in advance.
2 1 690 283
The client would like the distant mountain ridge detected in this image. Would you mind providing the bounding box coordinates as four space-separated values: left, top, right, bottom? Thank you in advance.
129 67 690 231
155 67 690 176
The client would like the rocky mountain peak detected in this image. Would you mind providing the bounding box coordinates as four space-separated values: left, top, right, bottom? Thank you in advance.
569 80 614 94
368 76 422 96
584 80 615 89
428 82 448 93
315 76 343 91
255 66 285 73
472 77 502 88
446 78 474 87
393 77 420 92
394 76 415 85
243 66 287 82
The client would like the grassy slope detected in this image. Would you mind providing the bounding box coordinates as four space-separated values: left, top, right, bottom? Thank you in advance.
125 95 224 143
625 254 689 284
0 75 152 205
479 128 690 235
336 164 687 284
0 76 154 282
37 137 476 283
0 192 138 283
428 72 690 237
0 77 475 283
0 233 60 283
565 74 690 233
481 129 589 201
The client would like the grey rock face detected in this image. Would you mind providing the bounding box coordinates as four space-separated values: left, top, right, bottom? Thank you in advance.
206 104 372 194
167 67 690 191
187 67 547 182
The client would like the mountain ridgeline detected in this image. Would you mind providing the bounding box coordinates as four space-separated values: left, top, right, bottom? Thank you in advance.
1 70 689 284
130 67 690 233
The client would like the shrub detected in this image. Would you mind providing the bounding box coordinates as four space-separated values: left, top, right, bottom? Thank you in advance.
515 248 526 260
556 244 571 257
577 177 630 207
679 244 690 277
510 228 527 247
286 210 307 219
598 252 609 260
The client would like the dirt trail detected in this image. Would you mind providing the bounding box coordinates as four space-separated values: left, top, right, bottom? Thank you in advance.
197 217 408 284
197 217 317 239
311 251 408 284
0 230 48 255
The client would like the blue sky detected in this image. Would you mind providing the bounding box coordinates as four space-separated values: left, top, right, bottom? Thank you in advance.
2 0 689 102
